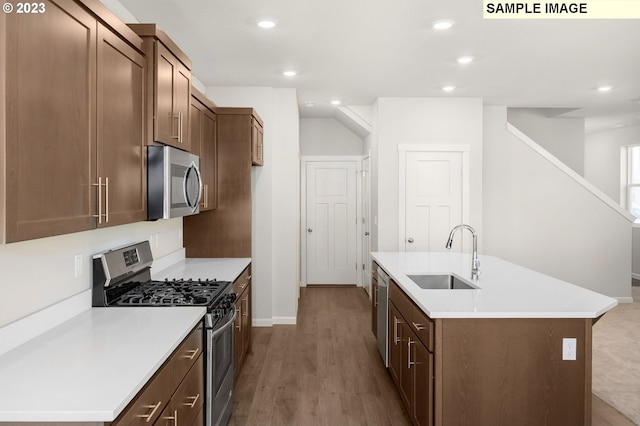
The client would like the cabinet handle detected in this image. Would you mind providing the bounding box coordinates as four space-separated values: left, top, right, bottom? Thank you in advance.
137 401 162 422
408 339 415 369
92 177 102 224
179 111 184 144
244 297 249 316
183 393 200 408
412 322 427 331
394 316 401 345
236 307 241 331
104 177 109 223
204 184 208 208
172 113 180 140
162 410 178 426
181 348 199 360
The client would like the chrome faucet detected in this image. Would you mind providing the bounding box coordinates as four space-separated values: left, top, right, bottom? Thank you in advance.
445 224 480 280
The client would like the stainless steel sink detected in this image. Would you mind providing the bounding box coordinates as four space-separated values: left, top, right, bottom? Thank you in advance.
407 274 477 290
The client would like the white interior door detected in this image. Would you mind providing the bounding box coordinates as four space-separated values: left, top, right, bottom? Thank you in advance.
361 157 371 294
306 161 357 284
404 152 463 252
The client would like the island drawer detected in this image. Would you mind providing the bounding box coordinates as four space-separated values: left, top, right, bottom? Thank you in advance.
411 305 434 351
389 279 413 320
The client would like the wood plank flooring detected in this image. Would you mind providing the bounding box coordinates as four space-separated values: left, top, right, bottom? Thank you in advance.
229 286 635 426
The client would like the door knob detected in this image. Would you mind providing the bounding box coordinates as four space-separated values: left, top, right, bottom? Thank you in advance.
308 228 313 233
365 231 370 236
407 238 414 243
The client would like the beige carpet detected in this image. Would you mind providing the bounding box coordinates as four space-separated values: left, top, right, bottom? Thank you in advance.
592 293 640 425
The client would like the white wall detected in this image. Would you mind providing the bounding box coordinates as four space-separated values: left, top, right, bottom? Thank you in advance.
0 219 183 327
205 86 300 325
584 124 640 203
374 97 484 252
507 108 585 176
584 123 640 278
483 106 631 298
300 118 363 155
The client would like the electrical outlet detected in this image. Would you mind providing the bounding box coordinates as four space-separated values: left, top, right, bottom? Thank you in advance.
74 254 83 278
563 338 577 360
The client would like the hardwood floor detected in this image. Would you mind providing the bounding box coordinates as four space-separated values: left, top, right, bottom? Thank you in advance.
229 287 635 426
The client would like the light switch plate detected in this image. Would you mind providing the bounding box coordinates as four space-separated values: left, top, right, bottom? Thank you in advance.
563 338 577 360
74 254 83 278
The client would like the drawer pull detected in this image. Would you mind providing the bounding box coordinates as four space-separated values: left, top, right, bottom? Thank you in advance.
181 348 199 360
137 401 162 422
162 410 178 426
183 393 200 408
412 322 427 331
393 316 401 345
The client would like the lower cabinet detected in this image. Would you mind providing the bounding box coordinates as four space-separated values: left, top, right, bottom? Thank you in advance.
108 324 204 426
388 279 434 426
371 261 378 338
233 265 252 375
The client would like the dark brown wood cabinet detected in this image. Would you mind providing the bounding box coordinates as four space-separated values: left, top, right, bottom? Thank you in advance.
233 265 252 375
251 117 264 166
372 261 379 337
108 324 204 426
1 0 146 243
128 24 192 151
184 108 260 258
387 278 592 426
389 279 434 426
190 88 218 211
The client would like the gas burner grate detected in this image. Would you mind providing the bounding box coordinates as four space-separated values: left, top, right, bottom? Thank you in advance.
113 278 230 307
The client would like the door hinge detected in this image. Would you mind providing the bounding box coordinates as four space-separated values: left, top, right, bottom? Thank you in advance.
362 263 365 270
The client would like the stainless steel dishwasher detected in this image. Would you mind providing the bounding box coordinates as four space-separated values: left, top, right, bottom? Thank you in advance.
376 267 389 366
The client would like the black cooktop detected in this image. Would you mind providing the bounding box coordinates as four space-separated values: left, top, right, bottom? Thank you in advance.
114 279 228 306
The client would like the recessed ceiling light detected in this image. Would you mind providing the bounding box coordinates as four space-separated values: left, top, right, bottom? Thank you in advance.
457 56 474 64
257 19 276 29
330 100 342 106
283 70 297 77
597 86 613 92
433 20 454 30
442 85 456 92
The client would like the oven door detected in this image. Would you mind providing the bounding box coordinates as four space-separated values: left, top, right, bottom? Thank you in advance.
206 309 236 426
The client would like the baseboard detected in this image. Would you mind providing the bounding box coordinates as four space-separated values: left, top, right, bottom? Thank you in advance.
252 318 273 327
273 316 297 325
616 297 634 303
252 316 298 326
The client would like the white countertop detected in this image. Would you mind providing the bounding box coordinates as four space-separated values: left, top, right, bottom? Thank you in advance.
0 307 205 422
152 257 251 283
371 252 618 318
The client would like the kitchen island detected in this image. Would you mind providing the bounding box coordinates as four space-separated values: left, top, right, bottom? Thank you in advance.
372 251 618 426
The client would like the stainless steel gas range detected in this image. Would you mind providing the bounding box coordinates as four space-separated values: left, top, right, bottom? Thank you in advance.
92 241 236 426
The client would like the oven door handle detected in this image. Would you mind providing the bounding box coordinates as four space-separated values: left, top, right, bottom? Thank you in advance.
211 309 238 339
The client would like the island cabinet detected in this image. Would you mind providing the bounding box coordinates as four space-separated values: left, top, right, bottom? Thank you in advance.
128 24 192 151
388 279 434 426
108 323 204 426
371 261 379 337
387 278 593 426
233 264 252 375
190 88 218 211
0 0 147 243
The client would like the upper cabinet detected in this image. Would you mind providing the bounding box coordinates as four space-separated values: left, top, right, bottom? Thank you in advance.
190 88 218 211
0 0 147 243
251 116 264 166
128 24 192 152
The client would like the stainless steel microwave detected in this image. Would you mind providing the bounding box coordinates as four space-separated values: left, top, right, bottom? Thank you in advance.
147 146 202 220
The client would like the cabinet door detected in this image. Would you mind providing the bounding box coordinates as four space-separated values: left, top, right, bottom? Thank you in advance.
189 101 202 157
371 276 378 337
234 296 243 372
155 42 177 146
96 24 146 227
400 324 414 411
4 0 97 242
412 341 434 426
388 302 403 389
200 109 217 210
241 285 251 355
251 118 264 166
174 62 192 151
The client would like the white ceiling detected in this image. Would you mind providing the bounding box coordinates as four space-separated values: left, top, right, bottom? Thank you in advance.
117 0 640 130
